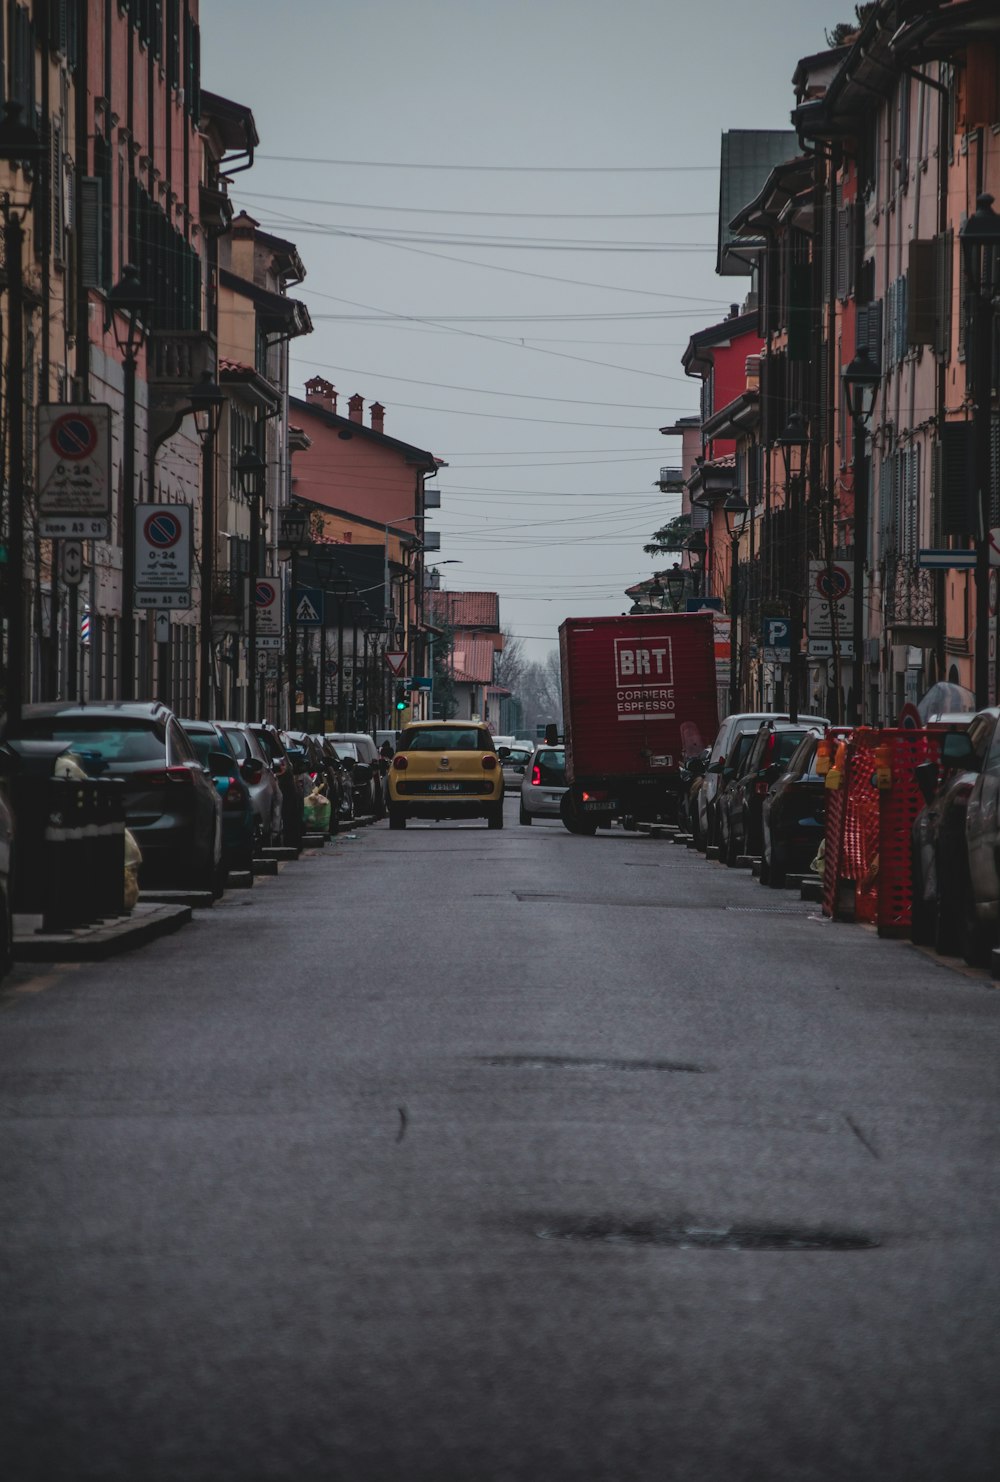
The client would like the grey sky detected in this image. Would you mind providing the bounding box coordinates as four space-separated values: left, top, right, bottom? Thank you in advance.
202 0 839 660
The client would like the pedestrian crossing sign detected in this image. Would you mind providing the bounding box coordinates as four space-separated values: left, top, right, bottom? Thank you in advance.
290 587 324 626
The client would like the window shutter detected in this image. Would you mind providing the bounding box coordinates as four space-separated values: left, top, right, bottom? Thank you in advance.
857 298 883 369
79 176 103 288
907 240 936 345
788 261 811 361
940 422 976 536
836 206 849 301
933 230 953 357
990 412 1000 531
50 119 65 262
896 276 908 363
963 41 998 129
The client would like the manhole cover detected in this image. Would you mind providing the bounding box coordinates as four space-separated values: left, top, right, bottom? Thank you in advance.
477 1054 706 1074
533 1217 880 1252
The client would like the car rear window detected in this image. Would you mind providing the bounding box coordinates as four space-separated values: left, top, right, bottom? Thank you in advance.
401 727 493 752
534 749 566 784
22 722 165 771
219 727 252 760
185 731 220 766
332 742 359 761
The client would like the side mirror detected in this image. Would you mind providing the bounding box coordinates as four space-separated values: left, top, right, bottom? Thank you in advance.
686 757 706 777
722 767 735 782
497 746 510 758
940 732 979 771
208 750 237 779
241 757 264 785
341 756 357 771
544 723 559 746
915 759 939 805
707 760 725 775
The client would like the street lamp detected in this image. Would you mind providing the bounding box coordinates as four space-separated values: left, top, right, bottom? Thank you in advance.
186 372 226 720
960 193 1000 707
236 444 266 721
647 576 666 611
278 502 311 729
723 490 749 714
685 529 707 597
842 345 881 725
665 567 687 612
107 263 153 701
775 410 810 723
0 103 42 735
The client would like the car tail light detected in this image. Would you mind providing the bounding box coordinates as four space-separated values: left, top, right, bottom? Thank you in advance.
392 755 408 771
309 771 319 782
223 782 246 810
755 779 769 798
581 789 608 802
482 755 497 771
531 765 541 786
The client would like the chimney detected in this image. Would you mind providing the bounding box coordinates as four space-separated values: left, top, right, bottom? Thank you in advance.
370 401 385 434
348 393 364 424
305 376 337 414
729 303 739 319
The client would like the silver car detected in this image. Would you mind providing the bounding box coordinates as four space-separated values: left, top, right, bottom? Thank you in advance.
519 745 568 824
697 711 829 849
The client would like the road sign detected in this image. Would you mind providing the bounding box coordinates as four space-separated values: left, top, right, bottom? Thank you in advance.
38 405 112 538
256 636 282 650
254 578 281 636
384 650 407 675
918 548 977 569
135 504 191 589
410 676 433 691
808 560 854 641
290 587 323 626
61 540 84 586
762 617 791 662
808 639 854 657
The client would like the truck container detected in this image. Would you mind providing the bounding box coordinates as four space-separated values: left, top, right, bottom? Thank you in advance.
558 612 719 833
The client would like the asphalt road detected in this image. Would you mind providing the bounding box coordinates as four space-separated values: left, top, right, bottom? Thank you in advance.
2 794 999 1481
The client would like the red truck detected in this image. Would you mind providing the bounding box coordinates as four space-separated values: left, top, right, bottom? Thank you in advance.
558 612 719 834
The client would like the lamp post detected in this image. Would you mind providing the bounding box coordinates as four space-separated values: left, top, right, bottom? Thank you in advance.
184 372 226 719
723 489 749 714
107 264 153 700
0 103 42 735
278 502 310 728
685 529 707 598
842 345 881 725
960 193 1000 708
775 411 810 723
236 444 266 721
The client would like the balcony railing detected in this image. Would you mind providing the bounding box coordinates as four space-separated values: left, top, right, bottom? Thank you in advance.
147 329 216 390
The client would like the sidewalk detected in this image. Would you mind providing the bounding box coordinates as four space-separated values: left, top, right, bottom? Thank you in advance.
12 902 192 963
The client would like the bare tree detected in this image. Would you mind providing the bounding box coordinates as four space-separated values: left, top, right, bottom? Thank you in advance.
493 627 525 691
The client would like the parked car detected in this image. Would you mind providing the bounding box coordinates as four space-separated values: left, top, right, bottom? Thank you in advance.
180 719 257 874
215 721 283 851
249 723 302 848
309 735 350 831
327 732 384 818
680 748 710 842
697 711 829 849
725 720 824 865
501 743 533 786
714 731 759 864
0 754 14 981
760 730 830 886
388 722 504 829
282 731 345 834
911 710 998 963
9 702 224 893
519 744 568 823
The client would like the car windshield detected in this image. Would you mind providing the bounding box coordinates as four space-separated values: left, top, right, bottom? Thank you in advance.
402 727 491 752
20 721 165 773
507 748 532 765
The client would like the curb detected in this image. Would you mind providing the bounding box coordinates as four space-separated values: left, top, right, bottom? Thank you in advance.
13 903 192 963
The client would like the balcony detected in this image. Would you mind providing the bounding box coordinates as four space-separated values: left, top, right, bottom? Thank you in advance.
147 331 218 453
883 556 938 646
657 467 685 492
210 571 245 638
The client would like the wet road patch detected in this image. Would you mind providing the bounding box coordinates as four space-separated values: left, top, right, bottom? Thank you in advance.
477 1053 706 1074
532 1216 880 1251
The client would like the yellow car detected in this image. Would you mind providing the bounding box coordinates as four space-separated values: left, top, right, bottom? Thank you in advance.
387 721 505 829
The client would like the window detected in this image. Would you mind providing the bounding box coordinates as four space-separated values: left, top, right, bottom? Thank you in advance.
401 727 492 752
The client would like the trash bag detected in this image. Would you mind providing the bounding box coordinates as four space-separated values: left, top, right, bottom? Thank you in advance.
810 837 825 878
302 788 331 832
124 829 142 912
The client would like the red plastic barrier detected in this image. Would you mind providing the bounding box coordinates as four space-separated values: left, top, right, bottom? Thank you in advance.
822 726 942 937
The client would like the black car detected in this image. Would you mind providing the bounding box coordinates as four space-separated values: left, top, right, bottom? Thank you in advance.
910 715 992 958
250 723 303 847
11 701 224 893
327 733 384 818
714 731 758 865
726 721 823 865
759 731 828 886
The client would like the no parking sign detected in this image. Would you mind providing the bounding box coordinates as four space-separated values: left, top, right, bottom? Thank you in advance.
135 503 192 608
808 559 854 641
37 404 112 538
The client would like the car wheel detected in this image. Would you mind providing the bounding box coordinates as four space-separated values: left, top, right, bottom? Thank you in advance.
909 847 935 945
487 804 504 830
389 806 407 830
519 801 532 825
959 876 993 967
932 850 960 955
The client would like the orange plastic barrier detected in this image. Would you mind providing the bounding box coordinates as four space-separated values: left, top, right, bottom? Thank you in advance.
822 726 941 937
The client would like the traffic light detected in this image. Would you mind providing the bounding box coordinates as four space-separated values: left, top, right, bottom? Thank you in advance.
394 684 407 714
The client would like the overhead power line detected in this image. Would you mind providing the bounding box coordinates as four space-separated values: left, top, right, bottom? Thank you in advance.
255 154 719 172
238 189 717 219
